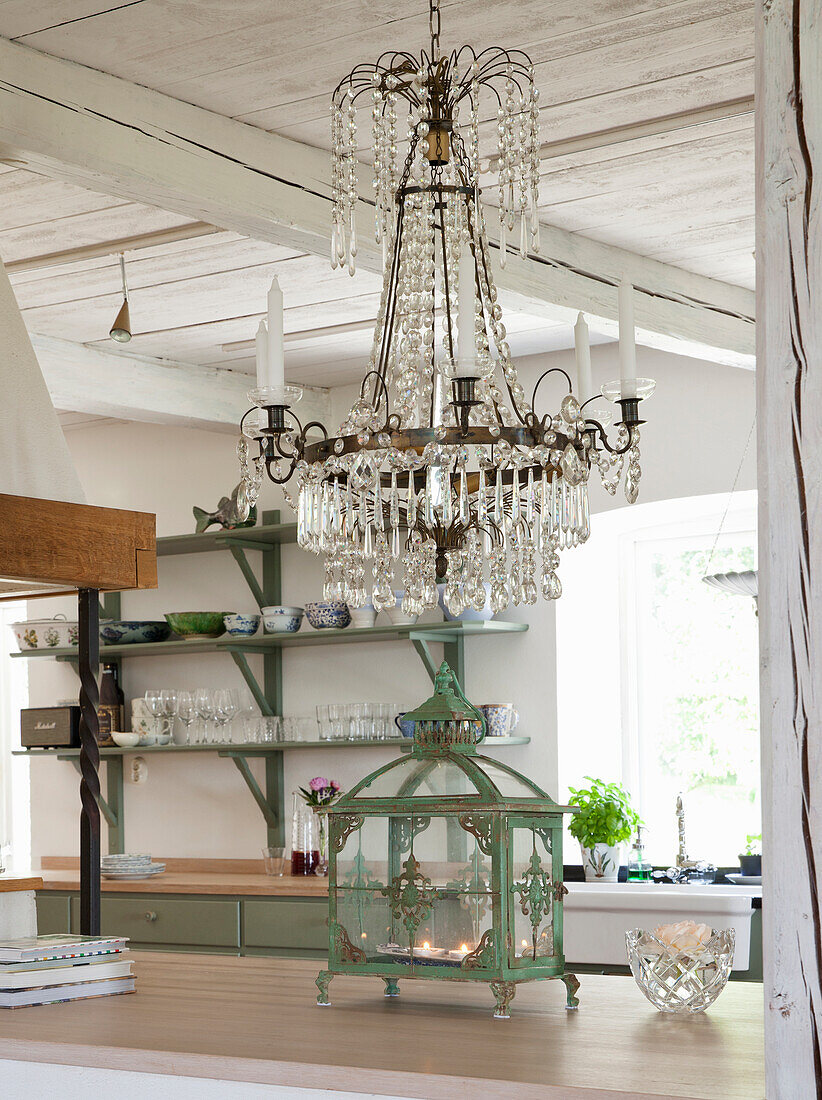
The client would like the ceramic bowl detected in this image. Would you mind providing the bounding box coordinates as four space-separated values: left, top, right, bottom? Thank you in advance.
100 620 171 646
10 616 79 651
438 582 495 622
350 602 377 629
261 606 304 634
304 600 351 630
386 592 418 627
164 611 232 640
111 730 141 748
223 612 262 637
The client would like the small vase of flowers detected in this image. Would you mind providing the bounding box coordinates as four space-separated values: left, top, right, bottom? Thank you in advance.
299 777 342 876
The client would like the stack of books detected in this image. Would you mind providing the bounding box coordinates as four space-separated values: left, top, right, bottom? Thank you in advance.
0 934 134 1008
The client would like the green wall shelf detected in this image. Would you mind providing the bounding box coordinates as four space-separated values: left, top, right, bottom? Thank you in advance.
15 510 529 854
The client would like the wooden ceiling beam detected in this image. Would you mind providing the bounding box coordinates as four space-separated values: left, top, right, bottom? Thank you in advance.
28 333 330 433
0 36 754 367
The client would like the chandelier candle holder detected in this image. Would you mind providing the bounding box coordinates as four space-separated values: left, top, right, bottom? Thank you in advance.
315 661 580 1018
237 0 654 616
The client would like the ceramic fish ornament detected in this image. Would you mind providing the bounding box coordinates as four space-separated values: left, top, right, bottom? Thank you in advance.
193 483 257 533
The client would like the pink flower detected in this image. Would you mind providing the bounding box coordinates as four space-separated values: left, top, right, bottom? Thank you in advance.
331 779 341 791
309 777 328 791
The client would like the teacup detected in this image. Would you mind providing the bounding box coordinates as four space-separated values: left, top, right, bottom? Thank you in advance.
481 703 519 738
394 713 416 738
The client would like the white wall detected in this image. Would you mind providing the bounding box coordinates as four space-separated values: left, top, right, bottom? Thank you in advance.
24 344 755 863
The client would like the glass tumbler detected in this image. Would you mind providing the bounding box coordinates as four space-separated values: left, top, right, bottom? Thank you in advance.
262 846 287 876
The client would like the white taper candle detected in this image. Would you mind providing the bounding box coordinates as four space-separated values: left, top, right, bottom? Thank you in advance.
618 280 637 399
255 320 268 391
574 312 592 401
265 276 285 391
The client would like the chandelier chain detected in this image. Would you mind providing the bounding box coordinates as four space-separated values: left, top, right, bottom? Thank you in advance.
429 0 441 61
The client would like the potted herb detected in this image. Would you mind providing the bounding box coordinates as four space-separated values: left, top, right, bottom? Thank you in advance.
738 833 761 877
568 777 641 881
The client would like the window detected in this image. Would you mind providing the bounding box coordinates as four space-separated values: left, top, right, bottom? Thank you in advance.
0 602 30 871
558 493 759 866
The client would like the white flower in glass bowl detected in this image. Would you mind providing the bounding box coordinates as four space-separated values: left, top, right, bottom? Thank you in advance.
626 921 735 1014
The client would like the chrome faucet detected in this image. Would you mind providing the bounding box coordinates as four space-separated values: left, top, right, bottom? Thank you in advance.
651 793 716 885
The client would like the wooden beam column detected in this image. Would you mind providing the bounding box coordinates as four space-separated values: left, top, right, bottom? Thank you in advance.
757 0 822 1094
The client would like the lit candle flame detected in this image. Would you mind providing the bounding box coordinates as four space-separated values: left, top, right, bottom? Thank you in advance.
460 944 469 954
422 941 431 951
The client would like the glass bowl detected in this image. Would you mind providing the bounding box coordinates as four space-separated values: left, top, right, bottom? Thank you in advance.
626 927 735 1014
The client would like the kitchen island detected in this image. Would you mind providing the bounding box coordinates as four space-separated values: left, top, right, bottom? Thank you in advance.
0 952 763 1099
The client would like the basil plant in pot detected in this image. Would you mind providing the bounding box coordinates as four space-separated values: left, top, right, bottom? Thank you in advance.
568 778 641 882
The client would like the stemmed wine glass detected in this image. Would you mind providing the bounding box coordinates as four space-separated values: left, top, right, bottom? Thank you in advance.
214 689 239 744
159 689 178 745
176 692 196 745
194 688 214 744
144 690 163 744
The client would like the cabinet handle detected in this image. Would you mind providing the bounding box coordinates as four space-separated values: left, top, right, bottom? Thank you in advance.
144 911 158 922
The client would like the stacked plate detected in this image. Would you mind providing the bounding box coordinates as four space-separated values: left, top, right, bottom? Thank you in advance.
101 853 166 881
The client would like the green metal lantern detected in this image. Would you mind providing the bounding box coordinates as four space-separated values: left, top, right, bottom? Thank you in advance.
316 662 580 1018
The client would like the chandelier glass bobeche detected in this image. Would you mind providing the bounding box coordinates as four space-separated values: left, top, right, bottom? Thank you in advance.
237 0 653 617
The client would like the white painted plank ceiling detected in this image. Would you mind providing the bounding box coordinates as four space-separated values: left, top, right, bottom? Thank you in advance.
0 0 754 410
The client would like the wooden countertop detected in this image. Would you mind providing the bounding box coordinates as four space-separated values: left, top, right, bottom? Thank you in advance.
39 869 328 896
0 953 763 1099
0 875 43 893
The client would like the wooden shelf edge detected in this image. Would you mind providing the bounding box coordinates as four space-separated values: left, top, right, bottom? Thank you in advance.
13 737 531 758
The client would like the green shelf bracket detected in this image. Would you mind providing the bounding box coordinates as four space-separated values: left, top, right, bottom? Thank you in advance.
409 630 465 686
229 650 273 716
64 756 124 853
227 545 267 609
221 751 284 848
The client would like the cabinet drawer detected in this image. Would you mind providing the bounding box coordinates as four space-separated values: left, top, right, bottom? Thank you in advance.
36 894 71 935
70 896 240 948
244 898 328 950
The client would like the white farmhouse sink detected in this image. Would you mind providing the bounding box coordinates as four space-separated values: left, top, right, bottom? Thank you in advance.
563 883 758 969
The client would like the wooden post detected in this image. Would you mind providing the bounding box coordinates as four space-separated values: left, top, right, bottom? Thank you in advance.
757 1 822 1094
77 588 101 936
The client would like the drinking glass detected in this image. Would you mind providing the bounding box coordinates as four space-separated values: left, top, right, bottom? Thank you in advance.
176 691 196 745
316 704 331 740
194 688 214 744
375 702 393 740
260 716 280 743
236 688 257 743
214 689 239 743
144 690 163 743
159 689 178 745
350 702 373 741
328 703 345 741
262 846 288 876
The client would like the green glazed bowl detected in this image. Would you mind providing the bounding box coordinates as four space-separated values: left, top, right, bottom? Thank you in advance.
164 611 233 640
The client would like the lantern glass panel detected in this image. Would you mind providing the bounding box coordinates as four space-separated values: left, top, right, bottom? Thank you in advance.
508 821 556 966
473 757 548 799
337 817 388 890
349 755 482 799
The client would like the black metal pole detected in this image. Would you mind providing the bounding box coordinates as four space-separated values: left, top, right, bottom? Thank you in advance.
78 587 101 936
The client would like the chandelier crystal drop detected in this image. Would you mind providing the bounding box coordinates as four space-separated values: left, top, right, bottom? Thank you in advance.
237 0 653 615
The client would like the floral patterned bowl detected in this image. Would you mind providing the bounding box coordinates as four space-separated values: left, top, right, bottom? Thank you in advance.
100 620 172 646
261 606 304 634
10 616 78 651
224 612 262 637
304 601 351 630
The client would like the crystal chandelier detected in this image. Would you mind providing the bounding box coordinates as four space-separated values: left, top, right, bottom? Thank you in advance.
237 0 654 617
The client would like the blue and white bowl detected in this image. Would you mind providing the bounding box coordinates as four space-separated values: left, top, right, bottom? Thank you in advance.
304 600 351 630
262 605 304 634
100 620 172 645
223 612 262 637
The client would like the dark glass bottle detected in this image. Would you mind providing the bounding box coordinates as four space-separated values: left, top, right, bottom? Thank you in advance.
97 662 124 744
